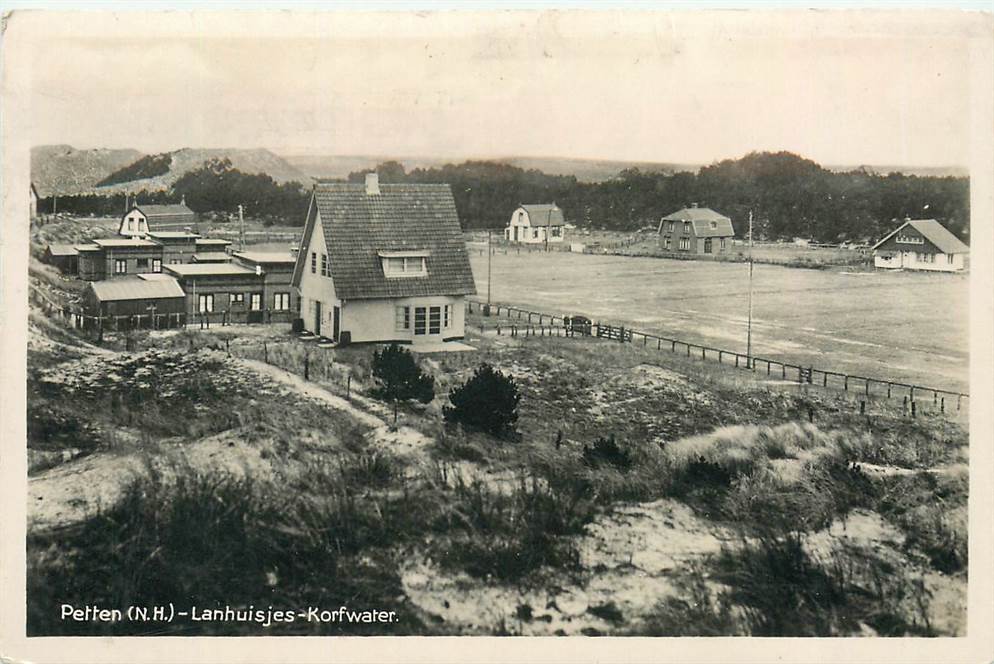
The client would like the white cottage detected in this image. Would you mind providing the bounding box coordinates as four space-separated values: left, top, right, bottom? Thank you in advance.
871 218 969 272
291 174 477 344
504 204 566 244
119 199 196 237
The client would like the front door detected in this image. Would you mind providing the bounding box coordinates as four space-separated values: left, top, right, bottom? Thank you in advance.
332 306 340 342
314 300 322 336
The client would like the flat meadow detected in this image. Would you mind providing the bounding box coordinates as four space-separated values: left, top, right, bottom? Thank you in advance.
468 250 969 393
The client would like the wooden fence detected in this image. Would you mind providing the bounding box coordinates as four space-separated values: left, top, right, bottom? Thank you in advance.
467 299 969 412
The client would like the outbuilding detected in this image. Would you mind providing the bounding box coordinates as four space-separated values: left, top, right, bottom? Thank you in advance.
82 274 187 329
162 262 266 323
504 204 566 244
43 244 80 275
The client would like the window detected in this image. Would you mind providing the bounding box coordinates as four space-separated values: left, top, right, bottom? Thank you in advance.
683 222 691 234
551 227 562 238
274 293 290 310
663 236 672 250
518 211 524 222
532 229 539 239
947 254 954 265
127 219 134 231
897 234 923 244
668 221 675 233
703 238 713 254
679 237 690 250
137 257 149 268
382 255 427 277
115 259 127 274
321 254 328 276
443 305 451 329
250 293 262 311
396 306 410 332
231 292 245 304
170 259 182 264
719 237 726 250
429 306 441 335
414 307 427 335
198 294 214 313
311 252 317 274
710 221 717 229
152 258 162 273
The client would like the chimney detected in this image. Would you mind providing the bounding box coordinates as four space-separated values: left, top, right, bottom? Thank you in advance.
365 172 380 196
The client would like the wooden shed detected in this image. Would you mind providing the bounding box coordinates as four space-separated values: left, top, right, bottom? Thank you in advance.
82 275 187 328
43 244 80 275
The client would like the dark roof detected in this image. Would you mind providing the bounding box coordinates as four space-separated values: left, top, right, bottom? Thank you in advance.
89 276 185 302
163 263 257 277
518 204 565 226
232 251 296 265
872 219 969 254
131 203 195 219
46 244 79 257
302 183 476 300
660 207 735 237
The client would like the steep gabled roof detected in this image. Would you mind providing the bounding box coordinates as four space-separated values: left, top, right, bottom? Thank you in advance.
519 204 565 227
89 276 185 302
872 219 969 254
660 206 735 237
306 183 476 300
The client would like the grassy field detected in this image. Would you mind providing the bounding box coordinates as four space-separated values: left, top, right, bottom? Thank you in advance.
469 251 969 393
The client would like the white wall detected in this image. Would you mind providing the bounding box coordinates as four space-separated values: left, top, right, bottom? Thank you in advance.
505 207 565 243
875 250 964 272
345 295 465 344
118 211 149 237
298 213 341 335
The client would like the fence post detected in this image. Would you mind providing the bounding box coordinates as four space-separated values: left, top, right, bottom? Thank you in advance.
264 341 268 363
226 338 230 356
719 350 723 364
887 383 892 398
844 375 848 391
903 395 908 413
911 401 917 418
347 374 352 401
781 364 786 379
859 400 865 415
865 380 870 396
940 397 945 414
957 395 962 411
304 352 310 381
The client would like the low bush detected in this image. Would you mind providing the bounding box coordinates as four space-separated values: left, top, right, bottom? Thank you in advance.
444 363 521 439
581 435 633 471
370 344 435 423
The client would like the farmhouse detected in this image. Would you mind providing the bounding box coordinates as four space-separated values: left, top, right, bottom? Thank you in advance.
43 244 80 275
505 204 566 244
657 204 736 255
119 200 196 237
872 218 969 272
82 274 187 326
292 174 476 344
76 238 163 281
162 262 267 322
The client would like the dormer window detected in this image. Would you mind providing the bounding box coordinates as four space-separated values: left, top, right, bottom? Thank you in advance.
380 250 428 277
710 221 717 230
896 234 923 244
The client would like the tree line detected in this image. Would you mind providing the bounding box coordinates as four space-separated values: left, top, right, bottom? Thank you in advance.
349 152 969 242
39 151 969 243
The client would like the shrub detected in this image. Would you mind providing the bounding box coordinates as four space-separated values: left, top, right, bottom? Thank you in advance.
444 363 520 438
370 344 435 422
582 435 633 471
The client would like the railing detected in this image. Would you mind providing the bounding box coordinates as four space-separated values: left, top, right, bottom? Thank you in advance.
467 298 968 412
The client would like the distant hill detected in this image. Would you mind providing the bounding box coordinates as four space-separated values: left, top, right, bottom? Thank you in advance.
31 145 145 196
280 153 701 183
824 164 969 178
93 148 313 193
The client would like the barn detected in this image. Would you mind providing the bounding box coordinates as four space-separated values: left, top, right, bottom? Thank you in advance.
504 204 566 244
872 218 969 272
43 244 79 275
292 174 476 344
657 204 736 255
119 200 196 237
82 274 187 328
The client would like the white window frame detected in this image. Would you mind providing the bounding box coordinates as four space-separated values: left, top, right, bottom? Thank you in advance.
115 259 127 274
395 306 410 332
896 234 924 245
198 293 214 313
311 252 317 274
274 292 290 311
382 255 427 278
231 292 245 305
413 307 427 335
152 258 162 273
321 254 328 276
443 305 451 329
250 293 262 311
679 237 690 251
429 306 441 335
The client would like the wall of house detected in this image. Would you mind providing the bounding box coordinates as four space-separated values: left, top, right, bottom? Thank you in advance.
173 274 266 318
101 247 164 279
344 295 465 344
505 210 565 244
874 251 964 272
119 212 149 237
78 251 106 280
298 217 341 334
157 241 198 265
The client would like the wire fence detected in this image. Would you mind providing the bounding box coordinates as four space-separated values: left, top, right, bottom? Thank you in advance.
467 298 968 413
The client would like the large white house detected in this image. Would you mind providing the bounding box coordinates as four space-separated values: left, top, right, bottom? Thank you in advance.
871 218 969 272
291 174 477 344
504 203 566 244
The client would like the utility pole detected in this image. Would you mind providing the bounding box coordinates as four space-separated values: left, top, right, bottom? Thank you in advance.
746 210 754 369
239 204 245 251
486 228 493 316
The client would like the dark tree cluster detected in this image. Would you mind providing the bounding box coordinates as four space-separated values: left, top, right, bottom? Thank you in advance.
95 154 173 187
351 151 970 242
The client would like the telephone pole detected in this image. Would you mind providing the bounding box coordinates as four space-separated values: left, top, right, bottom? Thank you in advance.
486 228 493 315
746 210 754 369
239 204 245 251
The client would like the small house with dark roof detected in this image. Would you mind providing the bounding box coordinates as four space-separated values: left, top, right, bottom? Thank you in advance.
162 262 266 322
658 204 736 255
43 244 80 275
77 238 163 281
82 274 187 327
232 251 299 321
872 218 969 272
505 203 566 244
291 173 477 344
119 199 196 237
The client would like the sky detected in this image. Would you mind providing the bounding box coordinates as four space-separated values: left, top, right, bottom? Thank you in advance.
9 8 988 167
